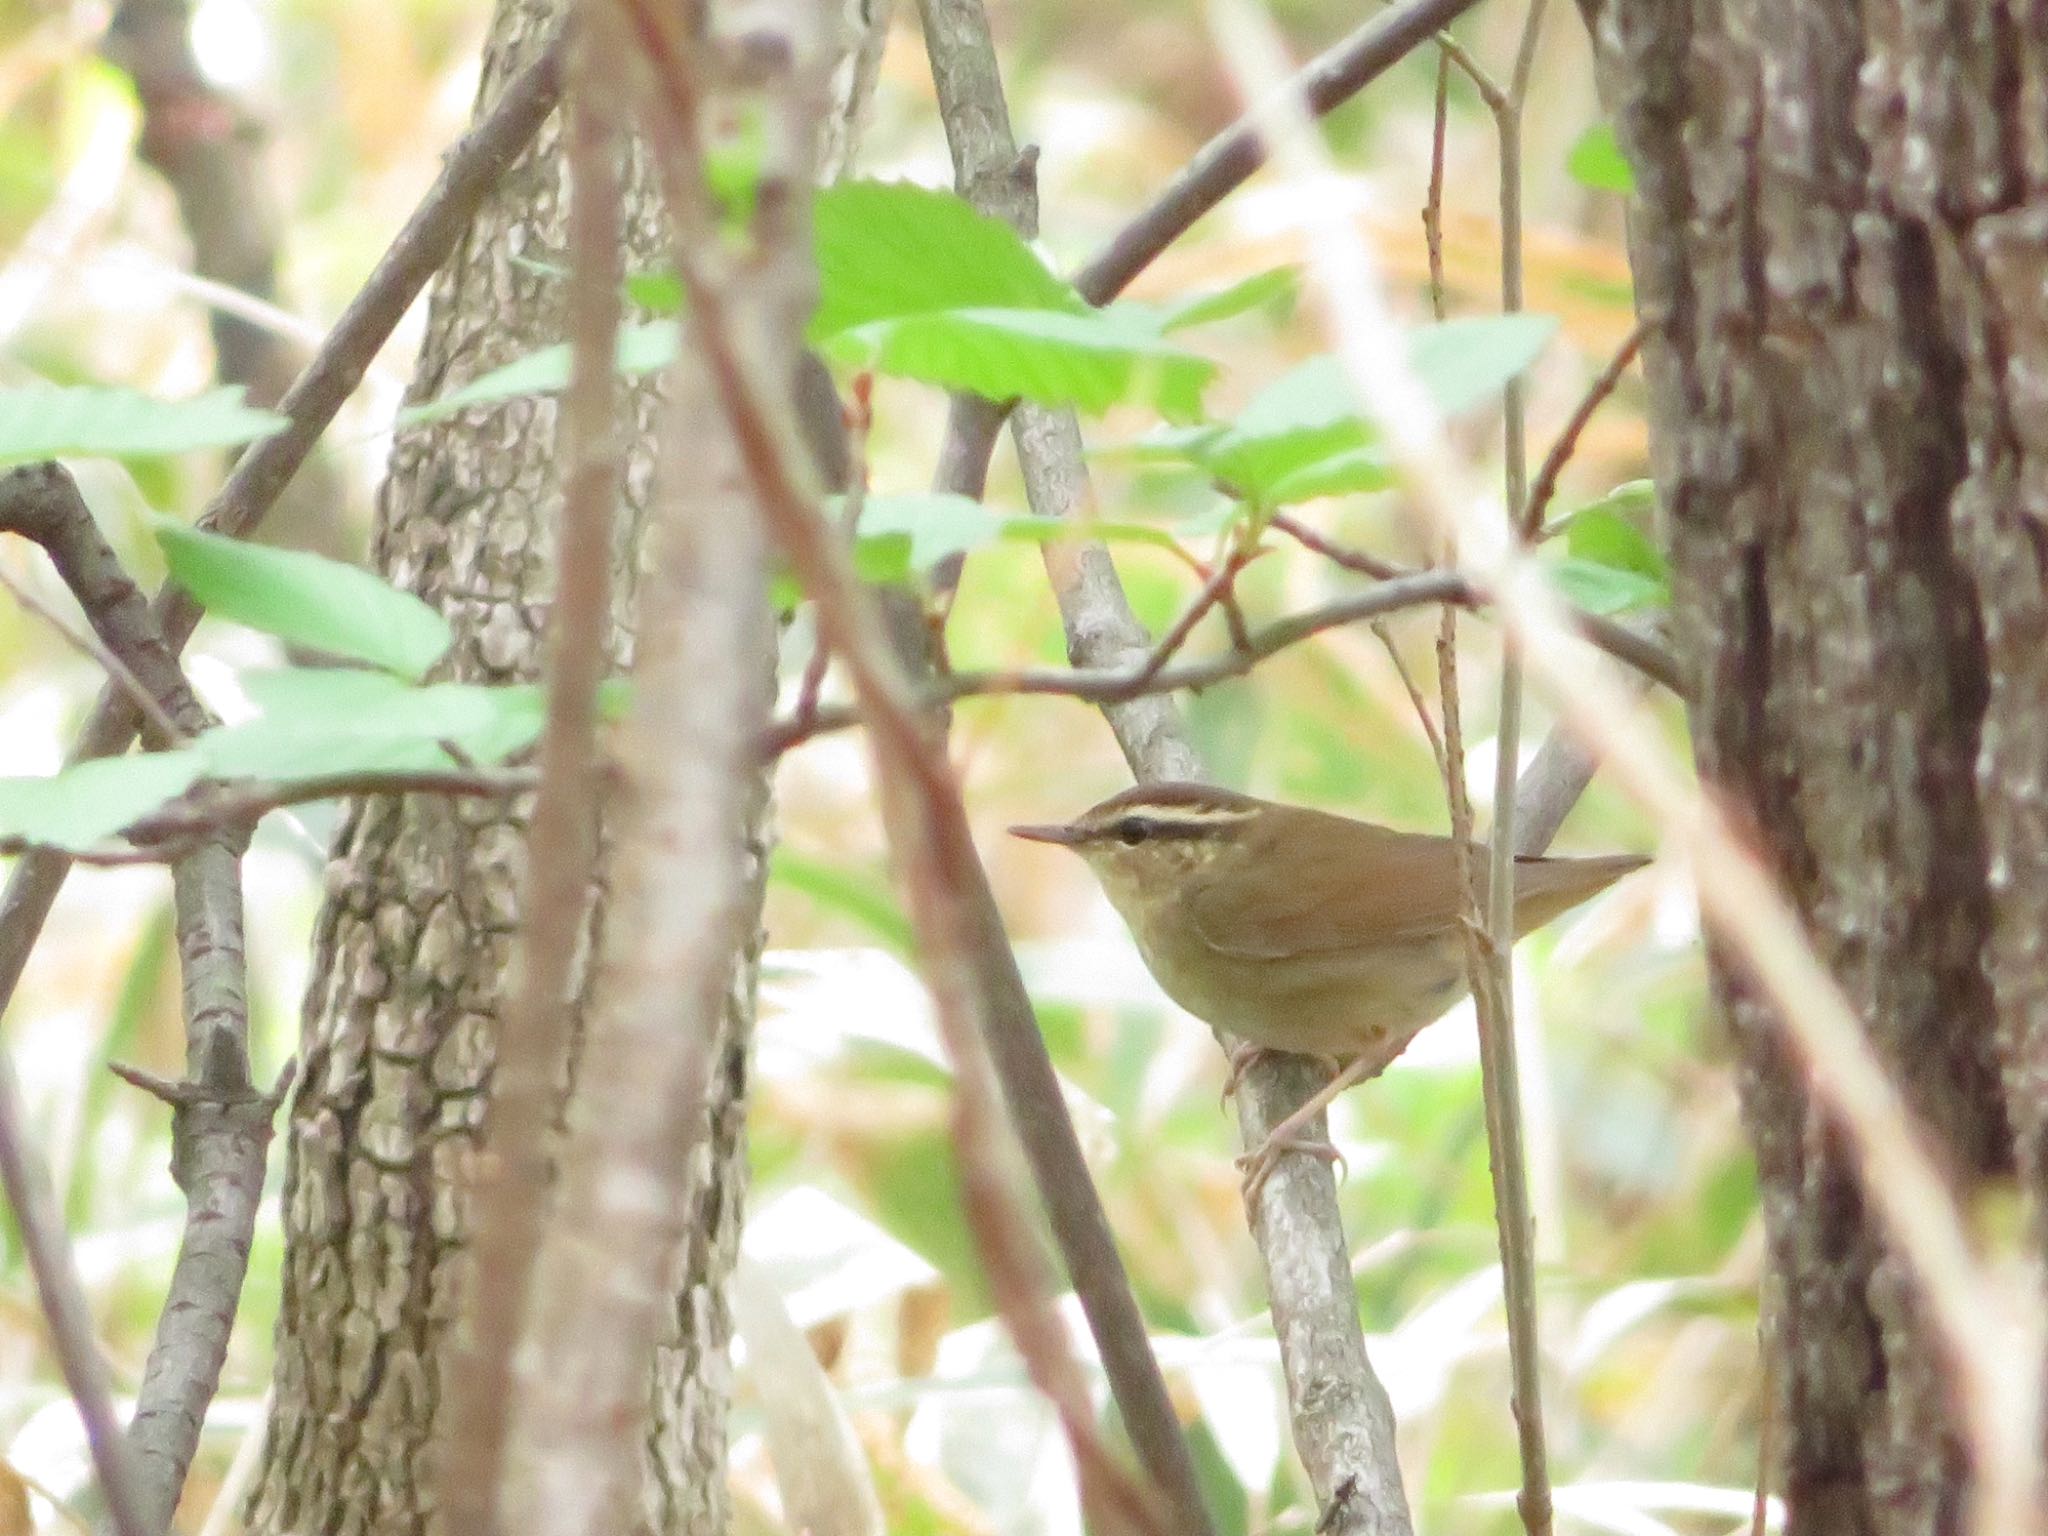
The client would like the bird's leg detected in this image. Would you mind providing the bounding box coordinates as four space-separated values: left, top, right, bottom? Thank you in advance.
1235 1051 1389 1217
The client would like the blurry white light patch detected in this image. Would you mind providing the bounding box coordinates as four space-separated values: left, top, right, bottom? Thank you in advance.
743 1185 938 1330
191 0 273 91
756 947 946 1078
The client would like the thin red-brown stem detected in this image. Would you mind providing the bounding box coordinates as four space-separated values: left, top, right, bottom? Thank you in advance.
1521 320 1647 541
439 8 628 1529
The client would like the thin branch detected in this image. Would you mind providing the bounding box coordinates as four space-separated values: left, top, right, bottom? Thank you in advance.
439 8 626 1528
924 0 1429 1528
766 565 1687 756
1254 26 2048 1529
1521 320 1646 541
0 565 184 747
1071 0 1488 305
501 8 784 1529
0 460 282 1533
0 1065 149 1536
635 39 1168 1533
0 28 567 1025
0 463 210 746
1480 1 1554 1527
0 767 531 866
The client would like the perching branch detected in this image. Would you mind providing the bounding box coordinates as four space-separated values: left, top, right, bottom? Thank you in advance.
918 0 1434 1530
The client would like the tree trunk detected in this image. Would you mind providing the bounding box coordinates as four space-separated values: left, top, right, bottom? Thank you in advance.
1581 3 2042 1531
243 4 758 1532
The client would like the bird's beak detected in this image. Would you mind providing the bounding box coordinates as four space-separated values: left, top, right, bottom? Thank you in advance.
1008 821 1089 846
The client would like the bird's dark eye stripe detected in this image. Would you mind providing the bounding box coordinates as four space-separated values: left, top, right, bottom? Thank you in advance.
1116 817 1149 845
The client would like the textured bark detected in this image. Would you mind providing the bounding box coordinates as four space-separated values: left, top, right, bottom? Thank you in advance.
1580 3 2045 1532
243 5 756 1533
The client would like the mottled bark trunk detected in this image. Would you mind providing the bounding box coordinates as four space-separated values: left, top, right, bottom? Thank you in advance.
243 4 757 1532
1581 3 2044 1532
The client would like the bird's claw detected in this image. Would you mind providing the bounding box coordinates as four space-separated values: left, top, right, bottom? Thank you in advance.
1236 1131 1348 1219
1220 1043 1276 1106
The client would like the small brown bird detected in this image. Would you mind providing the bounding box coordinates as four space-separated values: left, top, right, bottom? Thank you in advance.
1010 781 1646 1206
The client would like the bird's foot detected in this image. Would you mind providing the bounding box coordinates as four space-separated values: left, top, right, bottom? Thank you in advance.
1236 1131 1348 1220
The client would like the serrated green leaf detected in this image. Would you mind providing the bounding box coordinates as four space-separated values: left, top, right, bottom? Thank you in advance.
822 306 1213 420
400 323 679 424
195 670 547 781
1157 267 1298 332
0 751 205 850
1136 317 1557 505
811 180 1084 336
1568 123 1635 195
155 520 452 679
0 385 286 466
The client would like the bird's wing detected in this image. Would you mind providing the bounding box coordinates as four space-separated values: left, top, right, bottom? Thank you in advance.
1183 815 1646 961
1183 818 1472 960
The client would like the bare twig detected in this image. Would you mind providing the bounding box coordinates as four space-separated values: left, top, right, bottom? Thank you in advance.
1477 4 1554 1528
0 463 211 746
1251 24 2048 1530
0 461 282 1535
440 8 627 1528
765 567 1687 754
1521 321 1646 541
0 565 185 747
0 29 567 1023
1270 513 1401 579
0 1065 148 1536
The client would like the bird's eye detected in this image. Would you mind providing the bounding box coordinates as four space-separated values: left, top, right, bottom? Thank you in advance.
1116 817 1149 846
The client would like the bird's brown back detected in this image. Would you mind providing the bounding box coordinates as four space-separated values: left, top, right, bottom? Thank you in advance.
1184 802 1644 961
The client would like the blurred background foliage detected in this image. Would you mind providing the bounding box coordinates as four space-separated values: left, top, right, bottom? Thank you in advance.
0 1 1740 1533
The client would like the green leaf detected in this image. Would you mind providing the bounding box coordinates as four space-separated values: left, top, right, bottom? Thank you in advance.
626 270 685 313
155 520 452 679
847 493 1004 570
811 180 1084 336
400 323 678 423
1265 447 1396 504
1135 316 1557 505
0 385 287 466
1409 313 1560 417
1547 556 1667 616
1155 267 1298 332
811 181 1214 418
195 669 547 781
821 305 1212 420
0 752 205 850
1568 123 1636 195
1564 492 1666 585
768 847 914 951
